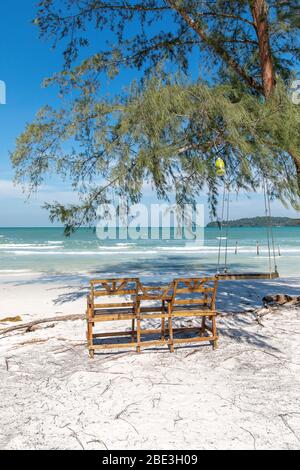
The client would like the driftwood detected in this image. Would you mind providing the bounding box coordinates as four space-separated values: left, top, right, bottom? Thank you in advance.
263 294 300 306
254 294 300 327
0 314 84 336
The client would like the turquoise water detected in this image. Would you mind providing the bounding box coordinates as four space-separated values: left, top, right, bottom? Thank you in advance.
0 226 299 278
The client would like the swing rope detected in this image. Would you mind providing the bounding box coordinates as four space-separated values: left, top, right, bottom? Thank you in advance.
263 177 272 276
224 182 230 273
216 170 278 277
217 183 226 273
263 177 278 275
214 150 279 278
217 179 230 274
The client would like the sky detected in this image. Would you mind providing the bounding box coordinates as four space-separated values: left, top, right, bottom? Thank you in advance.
0 1 299 227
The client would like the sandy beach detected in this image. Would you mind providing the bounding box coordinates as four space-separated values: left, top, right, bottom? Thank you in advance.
0 272 299 450
2 0 300 454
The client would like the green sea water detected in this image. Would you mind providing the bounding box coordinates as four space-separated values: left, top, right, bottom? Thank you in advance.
0 226 299 279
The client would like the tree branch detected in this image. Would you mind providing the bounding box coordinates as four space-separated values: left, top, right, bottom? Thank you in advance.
166 0 263 93
58 2 171 22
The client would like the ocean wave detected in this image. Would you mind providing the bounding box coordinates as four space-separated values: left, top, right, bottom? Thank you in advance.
1 244 300 256
97 246 133 250
0 269 36 277
0 244 61 250
0 269 32 273
96 243 138 250
1 250 159 256
158 246 220 251
116 242 137 246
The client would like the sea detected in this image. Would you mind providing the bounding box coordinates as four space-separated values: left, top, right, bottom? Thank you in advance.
0 226 299 279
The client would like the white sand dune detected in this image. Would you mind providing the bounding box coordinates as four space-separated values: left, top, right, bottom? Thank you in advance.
0 273 299 450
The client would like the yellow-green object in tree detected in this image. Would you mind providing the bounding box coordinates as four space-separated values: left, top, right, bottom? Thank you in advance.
215 157 225 177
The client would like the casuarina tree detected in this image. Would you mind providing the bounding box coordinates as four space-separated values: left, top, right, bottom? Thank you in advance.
12 1 300 232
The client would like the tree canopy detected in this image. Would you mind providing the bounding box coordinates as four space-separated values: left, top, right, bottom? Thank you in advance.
12 1 300 233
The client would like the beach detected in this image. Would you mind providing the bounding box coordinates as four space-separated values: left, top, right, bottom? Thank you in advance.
1 271 300 450
2 0 300 453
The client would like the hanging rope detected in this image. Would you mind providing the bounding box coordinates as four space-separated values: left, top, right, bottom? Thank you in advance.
215 158 279 279
262 176 277 277
217 178 231 274
216 155 231 274
217 181 226 273
215 151 278 279
265 179 278 274
224 182 230 273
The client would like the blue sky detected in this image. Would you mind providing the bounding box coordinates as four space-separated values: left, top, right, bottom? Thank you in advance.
0 1 299 227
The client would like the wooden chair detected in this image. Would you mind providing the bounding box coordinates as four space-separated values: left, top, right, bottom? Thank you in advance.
167 276 219 352
86 278 139 358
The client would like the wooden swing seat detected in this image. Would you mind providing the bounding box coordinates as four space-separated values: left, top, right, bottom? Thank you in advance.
217 272 279 280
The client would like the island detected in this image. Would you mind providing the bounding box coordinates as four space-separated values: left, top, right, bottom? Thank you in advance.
207 216 300 227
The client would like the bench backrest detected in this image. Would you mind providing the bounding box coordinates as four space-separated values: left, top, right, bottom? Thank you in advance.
137 280 173 300
90 278 139 309
170 276 218 310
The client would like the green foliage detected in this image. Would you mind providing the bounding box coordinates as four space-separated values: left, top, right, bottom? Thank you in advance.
12 75 300 232
35 1 300 87
11 1 300 232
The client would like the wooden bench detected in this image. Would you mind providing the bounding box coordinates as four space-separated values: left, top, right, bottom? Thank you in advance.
86 276 219 357
167 276 219 352
86 278 139 358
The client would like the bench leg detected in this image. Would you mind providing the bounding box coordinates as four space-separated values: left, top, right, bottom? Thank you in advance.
161 300 165 340
201 316 206 335
136 302 141 354
86 302 95 358
131 318 135 342
161 318 165 340
212 316 218 350
168 304 174 353
89 348 95 359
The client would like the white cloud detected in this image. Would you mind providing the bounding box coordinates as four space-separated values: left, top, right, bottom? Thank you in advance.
0 179 77 202
0 179 23 198
0 179 79 226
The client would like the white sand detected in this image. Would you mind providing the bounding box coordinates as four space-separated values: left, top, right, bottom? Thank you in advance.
0 273 300 450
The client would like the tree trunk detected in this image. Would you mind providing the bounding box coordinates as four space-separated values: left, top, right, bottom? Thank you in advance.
250 0 300 194
250 0 276 98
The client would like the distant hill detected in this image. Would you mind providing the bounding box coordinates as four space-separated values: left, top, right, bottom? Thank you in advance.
207 216 300 227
